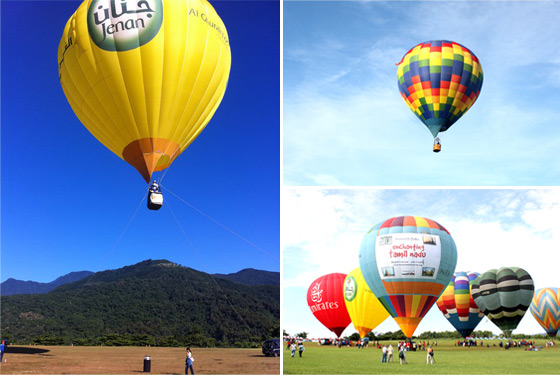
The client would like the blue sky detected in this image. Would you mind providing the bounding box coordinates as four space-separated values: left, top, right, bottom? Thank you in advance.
282 188 560 337
283 1 560 186
1 0 280 282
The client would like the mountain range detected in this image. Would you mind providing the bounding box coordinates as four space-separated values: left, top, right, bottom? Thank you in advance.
1 266 279 296
1 271 95 296
1 259 279 347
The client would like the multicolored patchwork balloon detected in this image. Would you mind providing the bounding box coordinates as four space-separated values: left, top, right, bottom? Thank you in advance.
307 273 352 337
359 216 458 337
436 271 483 338
530 287 560 337
343 267 390 338
471 267 534 337
396 40 483 142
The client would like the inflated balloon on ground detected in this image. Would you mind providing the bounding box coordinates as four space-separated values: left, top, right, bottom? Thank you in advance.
307 273 352 337
343 267 389 338
530 287 560 337
471 267 534 337
436 271 483 338
359 216 458 337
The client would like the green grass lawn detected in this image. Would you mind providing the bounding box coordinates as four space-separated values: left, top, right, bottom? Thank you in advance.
283 339 559 374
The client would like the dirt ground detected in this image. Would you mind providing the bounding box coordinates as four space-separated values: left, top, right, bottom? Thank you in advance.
0 346 280 374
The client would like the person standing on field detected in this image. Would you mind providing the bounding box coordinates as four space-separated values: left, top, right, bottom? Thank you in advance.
387 344 394 362
185 347 194 375
399 346 407 365
426 345 434 364
298 342 305 357
382 345 387 362
291 342 296 357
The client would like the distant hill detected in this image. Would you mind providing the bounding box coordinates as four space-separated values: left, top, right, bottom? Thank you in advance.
1 271 94 296
1 260 279 347
213 268 279 286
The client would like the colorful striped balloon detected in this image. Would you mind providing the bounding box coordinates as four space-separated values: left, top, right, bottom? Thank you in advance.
396 40 483 139
436 271 483 338
530 288 560 337
472 267 534 337
359 216 458 337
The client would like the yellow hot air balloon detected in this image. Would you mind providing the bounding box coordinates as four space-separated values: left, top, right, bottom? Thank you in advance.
343 267 389 338
58 0 231 183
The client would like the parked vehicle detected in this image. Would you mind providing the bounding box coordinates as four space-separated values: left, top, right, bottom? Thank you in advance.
262 339 280 357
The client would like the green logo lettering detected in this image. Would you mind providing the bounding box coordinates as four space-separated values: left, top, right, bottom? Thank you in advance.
87 0 163 51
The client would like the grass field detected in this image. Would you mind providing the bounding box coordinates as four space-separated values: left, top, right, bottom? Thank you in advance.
0 346 279 374
283 339 559 374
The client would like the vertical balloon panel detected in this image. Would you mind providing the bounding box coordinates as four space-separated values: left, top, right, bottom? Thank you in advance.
359 216 457 337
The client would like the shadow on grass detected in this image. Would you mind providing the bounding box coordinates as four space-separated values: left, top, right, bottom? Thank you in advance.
5 346 50 355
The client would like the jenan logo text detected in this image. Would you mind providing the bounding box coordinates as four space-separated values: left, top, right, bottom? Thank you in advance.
87 0 163 51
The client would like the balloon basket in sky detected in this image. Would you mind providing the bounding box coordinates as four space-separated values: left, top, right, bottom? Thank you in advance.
396 40 483 153
58 0 231 188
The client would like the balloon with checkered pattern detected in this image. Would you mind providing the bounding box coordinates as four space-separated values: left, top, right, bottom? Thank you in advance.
396 40 483 150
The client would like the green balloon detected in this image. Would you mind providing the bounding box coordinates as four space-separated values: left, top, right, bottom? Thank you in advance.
471 267 534 337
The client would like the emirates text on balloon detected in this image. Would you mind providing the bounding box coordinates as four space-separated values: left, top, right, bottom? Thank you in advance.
310 302 340 313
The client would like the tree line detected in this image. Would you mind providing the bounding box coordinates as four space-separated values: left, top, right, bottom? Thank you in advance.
284 329 550 341
2 260 280 347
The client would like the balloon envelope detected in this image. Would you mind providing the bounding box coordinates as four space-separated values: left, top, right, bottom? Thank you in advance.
359 216 458 337
396 40 483 138
307 273 352 337
472 267 534 336
436 271 483 338
530 287 560 337
343 268 389 338
58 0 231 182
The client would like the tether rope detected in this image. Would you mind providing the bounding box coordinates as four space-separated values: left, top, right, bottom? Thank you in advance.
162 185 278 260
166 198 259 337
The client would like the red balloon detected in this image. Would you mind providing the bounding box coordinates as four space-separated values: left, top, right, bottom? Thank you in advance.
307 273 352 337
